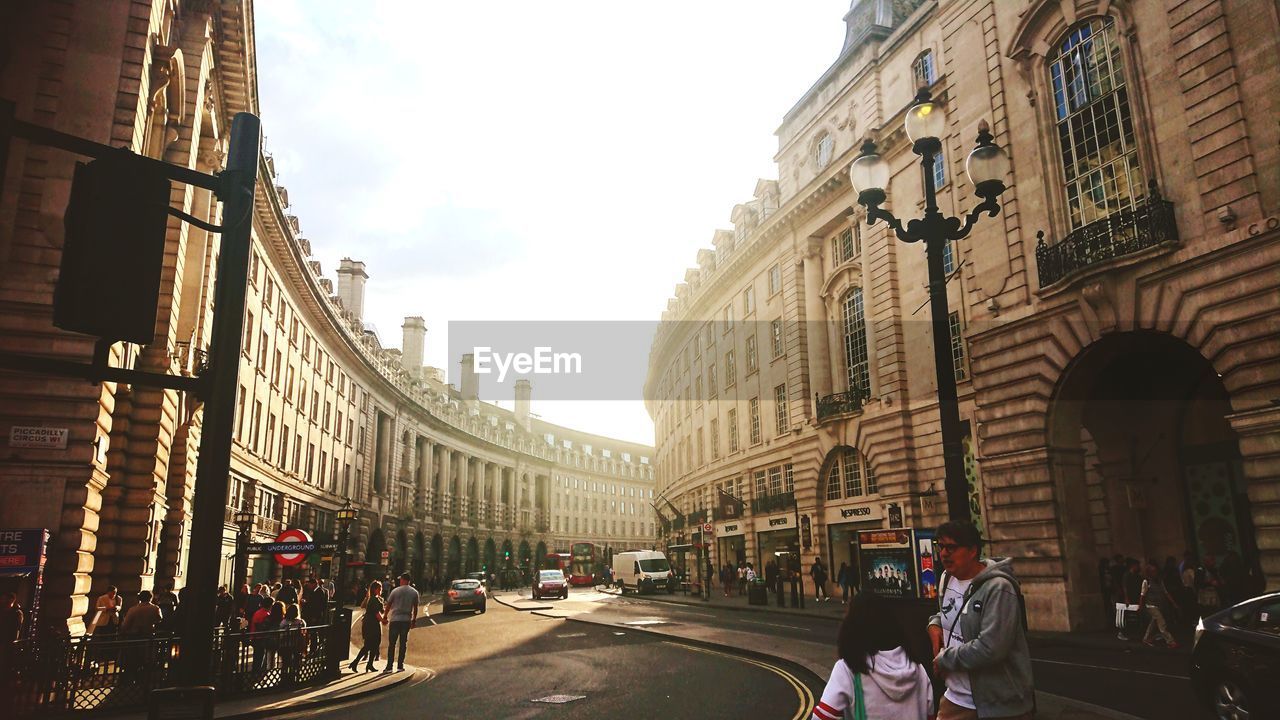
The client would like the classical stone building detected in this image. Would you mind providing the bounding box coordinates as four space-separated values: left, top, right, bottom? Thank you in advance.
647 0 1279 629
0 0 652 636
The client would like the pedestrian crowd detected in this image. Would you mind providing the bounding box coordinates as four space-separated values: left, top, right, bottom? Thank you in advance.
813 520 1035 720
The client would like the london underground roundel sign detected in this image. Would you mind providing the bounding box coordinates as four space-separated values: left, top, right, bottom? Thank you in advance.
274 528 313 566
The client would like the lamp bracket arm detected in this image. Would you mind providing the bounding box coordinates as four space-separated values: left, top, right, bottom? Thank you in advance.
866 206 913 243
951 196 1002 240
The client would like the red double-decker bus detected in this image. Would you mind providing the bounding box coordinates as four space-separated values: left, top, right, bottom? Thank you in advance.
569 542 605 586
545 551 571 573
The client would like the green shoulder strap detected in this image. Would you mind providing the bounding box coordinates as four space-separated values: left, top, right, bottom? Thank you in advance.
850 670 868 720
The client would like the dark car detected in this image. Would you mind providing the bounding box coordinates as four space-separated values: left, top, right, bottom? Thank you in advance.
533 570 568 600
1191 592 1280 719
442 579 487 614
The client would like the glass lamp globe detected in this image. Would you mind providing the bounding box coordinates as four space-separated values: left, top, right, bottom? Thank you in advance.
905 98 947 142
849 149 889 195
966 122 1010 196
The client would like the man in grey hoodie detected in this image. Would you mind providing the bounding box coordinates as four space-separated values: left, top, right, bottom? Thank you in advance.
928 520 1034 720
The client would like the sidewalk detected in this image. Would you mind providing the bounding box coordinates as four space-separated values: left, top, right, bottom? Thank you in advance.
556 585 1143 720
107 664 424 720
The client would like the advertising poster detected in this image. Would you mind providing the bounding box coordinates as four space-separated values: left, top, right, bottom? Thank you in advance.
915 530 939 600
856 529 917 599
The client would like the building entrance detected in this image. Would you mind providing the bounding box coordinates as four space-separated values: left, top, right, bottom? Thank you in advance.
1049 331 1260 622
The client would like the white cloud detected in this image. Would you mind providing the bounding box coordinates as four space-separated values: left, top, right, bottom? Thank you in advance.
256 1 852 444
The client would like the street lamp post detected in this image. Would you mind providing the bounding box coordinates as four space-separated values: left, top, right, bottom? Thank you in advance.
232 503 255 593
328 500 358 678
848 87 1011 522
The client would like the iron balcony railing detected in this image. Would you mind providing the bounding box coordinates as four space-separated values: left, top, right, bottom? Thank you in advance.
1036 183 1178 289
750 491 795 515
11 624 333 716
816 390 864 421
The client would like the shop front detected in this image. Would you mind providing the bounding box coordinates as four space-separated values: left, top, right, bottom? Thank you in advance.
823 503 883 592
715 520 746 569
755 514 799 574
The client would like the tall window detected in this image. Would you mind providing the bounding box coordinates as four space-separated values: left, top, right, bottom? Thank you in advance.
912 49 936 88
771 319 784 358
831 227 858 267
727 409 739 452
774 383 788 435
826 464 841 500
842 287 870 396
949 311 967 381
708 364 717 397
1050 17 1143 229
725 350 736 387
745 335 758 373
768 264 781 295
816 132 834 170
843 448 863 497
710 418 720 459
748 398 761 445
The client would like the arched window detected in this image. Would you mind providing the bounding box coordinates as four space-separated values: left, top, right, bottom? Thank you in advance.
1049 17 1143 229
841 287 869 396
824 449 869 501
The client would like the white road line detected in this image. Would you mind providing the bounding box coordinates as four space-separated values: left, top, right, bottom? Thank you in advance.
1030 657 1189 680
739 619 812 631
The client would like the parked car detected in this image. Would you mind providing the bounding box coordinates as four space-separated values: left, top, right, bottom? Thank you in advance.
1190 591 1280 719
533 569 568 600
466 571 488 588
442 579 487 614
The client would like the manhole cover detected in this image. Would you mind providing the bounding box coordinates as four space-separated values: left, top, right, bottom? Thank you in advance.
532 695 586 704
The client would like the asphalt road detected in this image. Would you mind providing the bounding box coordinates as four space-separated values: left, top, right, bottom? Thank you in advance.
285 591 821 719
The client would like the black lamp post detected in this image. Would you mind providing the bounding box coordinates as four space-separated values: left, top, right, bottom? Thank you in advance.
334 500 357 612
232 501 255 592
848 87 1011 522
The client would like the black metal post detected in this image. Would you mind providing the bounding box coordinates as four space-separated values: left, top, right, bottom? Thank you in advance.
792 496 804 609
917 144 970 523
232 523 250 592
178 113 261 685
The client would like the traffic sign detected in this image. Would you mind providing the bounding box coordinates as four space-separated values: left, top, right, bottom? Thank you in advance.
273 528 312 566
702 522 713 534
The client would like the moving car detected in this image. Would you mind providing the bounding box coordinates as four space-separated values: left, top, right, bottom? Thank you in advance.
613 550 676 594
533 569 569 600
1190 591 1280 719
442 578 487 614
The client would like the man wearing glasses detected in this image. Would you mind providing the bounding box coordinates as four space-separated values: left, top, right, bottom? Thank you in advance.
927 520 1034 720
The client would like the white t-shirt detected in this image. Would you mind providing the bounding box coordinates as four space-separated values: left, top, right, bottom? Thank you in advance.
938 575 975 709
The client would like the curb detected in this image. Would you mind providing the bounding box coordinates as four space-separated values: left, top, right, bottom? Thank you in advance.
598 586 845 622
489 591 554 612
221 667 427 720
1027 630 1194 660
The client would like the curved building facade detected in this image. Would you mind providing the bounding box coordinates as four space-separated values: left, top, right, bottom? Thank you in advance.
0 0 653 635
647 0 1280 630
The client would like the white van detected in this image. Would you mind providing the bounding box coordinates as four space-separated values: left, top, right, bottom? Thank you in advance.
613 550 675 594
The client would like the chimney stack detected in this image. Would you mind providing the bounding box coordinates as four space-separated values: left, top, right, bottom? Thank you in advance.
401 316 426 377
460 353 479 402
336 258 368 320
514 379 531 431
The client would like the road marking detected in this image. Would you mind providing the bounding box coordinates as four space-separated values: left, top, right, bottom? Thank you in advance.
673 643 815 720
1030 657 1189 680
739 619 812 632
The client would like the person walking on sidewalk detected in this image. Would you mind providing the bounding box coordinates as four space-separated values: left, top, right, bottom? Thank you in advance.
837 562 852 605
383 573 420 672
928 520 1034 720
1139 561 1180 649
1117 557 1143 640
350 581 384 672
813 592 933 720
811 556 830 602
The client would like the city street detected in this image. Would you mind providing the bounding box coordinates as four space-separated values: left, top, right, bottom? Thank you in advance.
282 587 1202 720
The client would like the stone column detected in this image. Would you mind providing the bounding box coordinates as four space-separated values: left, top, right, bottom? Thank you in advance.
417 438 433 518
458 453 470 522
1228 406 1280 587
802 238 832 403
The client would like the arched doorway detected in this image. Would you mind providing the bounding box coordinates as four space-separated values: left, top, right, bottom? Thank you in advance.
365 529 386 582
412 532 426 584
430 534 443 581
394 529 408 576
535 541 548 570
484 538 497 574
1048 331 1259 623
448 536 462 579
466 537 480 573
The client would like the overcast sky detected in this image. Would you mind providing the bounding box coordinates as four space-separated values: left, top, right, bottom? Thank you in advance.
254 1 852 445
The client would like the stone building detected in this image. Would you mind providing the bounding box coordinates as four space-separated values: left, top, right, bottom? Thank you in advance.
646 0 1279 629
0 0 652 636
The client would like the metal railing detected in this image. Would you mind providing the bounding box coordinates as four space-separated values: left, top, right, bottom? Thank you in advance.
750 491 795 515
11 625 332 716
1036 184 1178 288
816 390 864 421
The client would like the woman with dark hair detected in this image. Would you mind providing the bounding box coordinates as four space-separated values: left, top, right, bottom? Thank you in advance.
812 592 933 720
350 581 384 672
